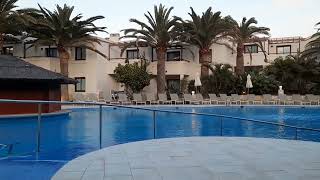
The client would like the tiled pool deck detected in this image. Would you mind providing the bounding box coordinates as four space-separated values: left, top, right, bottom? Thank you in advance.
52 137 320 180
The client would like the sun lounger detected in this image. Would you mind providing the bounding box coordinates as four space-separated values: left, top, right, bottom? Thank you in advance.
240 95 249 105
104 94 119 104
306 94 319 105
197 94 210 104
315 95 320 105
98 92 106 102
208 94 218 104
184 94 200 104
247 94 262 104
118 94 131 105
86 93 98 102
218 94 229 105
230 94 241 105
292 94 311 105
133 93 146 105
278 95 294 105
170 94 184 104
263 94 276 104
146 93 159 105
73 93 86 102
158 94 171 104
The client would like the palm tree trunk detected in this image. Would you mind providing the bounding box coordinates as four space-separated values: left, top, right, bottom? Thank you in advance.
236 43 245 75
0 33 4 55
199 48 211 77
58 47 70 101
156 47 166 94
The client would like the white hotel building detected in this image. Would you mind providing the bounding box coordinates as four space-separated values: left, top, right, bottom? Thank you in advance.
2 33 315 99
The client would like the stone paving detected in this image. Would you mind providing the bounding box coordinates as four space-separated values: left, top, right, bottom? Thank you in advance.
52 137 320 180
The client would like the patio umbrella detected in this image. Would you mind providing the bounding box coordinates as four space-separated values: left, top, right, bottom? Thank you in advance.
246 74 253 94
194 72 202 93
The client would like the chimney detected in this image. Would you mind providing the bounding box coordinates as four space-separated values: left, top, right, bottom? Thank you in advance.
109 33 120 42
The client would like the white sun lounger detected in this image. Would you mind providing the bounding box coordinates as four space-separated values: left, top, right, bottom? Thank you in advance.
197 94 210 104
240 95 249 105
158 94 171 104
306 94 319 105
278 95 294 105
146 93 159 105
86 93 99 102
106 96 119 105
73 93 86 102
208 94 218 104
218 94 229 105
170 94 184 105
133 93 146 105
184 94 202 104
292 94 311 105
118 94 131 105
263 94 276 105
230 94 241 105
248 94 262 104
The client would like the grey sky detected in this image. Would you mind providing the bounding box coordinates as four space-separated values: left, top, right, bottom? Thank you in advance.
17 0 319 38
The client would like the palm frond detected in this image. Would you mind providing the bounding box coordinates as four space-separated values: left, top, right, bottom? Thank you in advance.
121 4 181 49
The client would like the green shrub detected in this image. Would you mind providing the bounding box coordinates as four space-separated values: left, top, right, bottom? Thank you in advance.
113 61 151 98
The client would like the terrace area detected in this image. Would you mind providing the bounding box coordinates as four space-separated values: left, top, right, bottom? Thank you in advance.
53 137 320 180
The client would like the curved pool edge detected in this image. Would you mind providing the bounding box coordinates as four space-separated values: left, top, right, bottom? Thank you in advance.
52 137 320 180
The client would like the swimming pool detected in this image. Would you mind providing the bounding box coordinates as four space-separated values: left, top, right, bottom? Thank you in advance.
1 106 320 179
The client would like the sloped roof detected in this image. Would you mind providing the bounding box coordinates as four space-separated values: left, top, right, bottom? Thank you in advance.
0 55 76 84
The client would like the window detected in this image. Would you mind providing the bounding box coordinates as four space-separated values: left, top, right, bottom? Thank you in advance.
244 44 258 53
126 49 139 59
45 48 58 57
276 45 291 54
75 47 86 60
3 46 13 56
167 51 181 61
75 77 86 92
167 79 180 93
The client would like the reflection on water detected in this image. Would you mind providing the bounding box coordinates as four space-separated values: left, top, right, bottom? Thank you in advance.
277 108 285 134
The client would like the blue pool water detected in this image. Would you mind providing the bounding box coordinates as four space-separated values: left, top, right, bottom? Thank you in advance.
1 106 320 179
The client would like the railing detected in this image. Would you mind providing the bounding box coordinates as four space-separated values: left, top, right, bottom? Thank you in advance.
1 99 320 155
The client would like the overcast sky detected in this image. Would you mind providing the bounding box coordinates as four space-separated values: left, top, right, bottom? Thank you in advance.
17 0 319 38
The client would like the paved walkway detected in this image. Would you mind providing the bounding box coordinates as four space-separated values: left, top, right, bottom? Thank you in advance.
52 137 320 180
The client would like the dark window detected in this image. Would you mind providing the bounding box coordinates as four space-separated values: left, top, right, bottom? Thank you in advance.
75 77 86 92
75 47 86 60
276 45 291 54
3 46 13 56
244 44 258 53
126 49 139 59
45 48 58 57
167 51 181 61
167 79 180 93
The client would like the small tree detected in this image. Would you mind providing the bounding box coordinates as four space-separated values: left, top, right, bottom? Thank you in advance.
113 61 151 99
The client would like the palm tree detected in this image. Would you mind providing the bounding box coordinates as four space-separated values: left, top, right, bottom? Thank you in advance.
122 4 181 94
182 7 227 77
302 22 320 59
225 17 270 75
28 4 107 100
0 0 38 54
